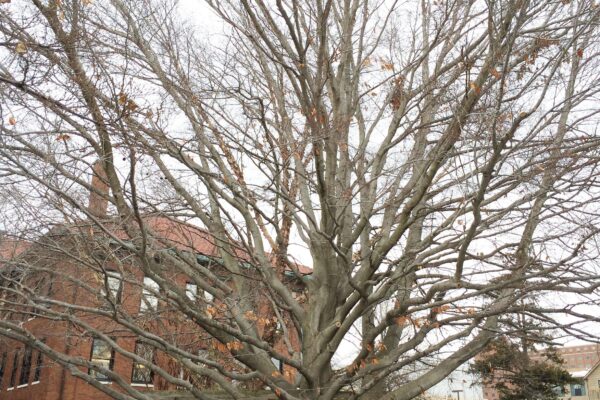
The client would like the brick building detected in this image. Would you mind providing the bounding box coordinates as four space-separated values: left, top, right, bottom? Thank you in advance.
481 344 600 400
0 166 309 399
551 345 600 371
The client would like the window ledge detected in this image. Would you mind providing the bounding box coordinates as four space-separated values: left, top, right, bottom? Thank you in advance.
31 381 40 385
131 383 154 387
7 387 14 391
16 383 28 389
98 381 112 385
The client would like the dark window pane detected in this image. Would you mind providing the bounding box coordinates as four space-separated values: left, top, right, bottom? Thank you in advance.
131 342 154 384
33 349 43 382
9 350 19 388
18 346 32 385
89 338 115 381
571 383 586 396
0 352 6 387
131 364 152 384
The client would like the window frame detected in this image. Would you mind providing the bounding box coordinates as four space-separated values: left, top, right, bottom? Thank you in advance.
131 341 155 386
88 338 115 382
140 276 160 313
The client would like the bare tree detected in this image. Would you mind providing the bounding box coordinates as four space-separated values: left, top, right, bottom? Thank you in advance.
1 0 600 399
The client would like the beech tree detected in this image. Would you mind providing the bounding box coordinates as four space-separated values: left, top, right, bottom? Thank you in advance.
1 0 600 399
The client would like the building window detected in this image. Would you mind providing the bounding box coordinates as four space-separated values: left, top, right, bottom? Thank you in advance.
32 348 44 383
186 282 213 302
101 271 123 303
271 357 284 373
185 282 197 301
177 349 213 389
8 350 19 388
18 346 32 386
0 351 6 387
571 383 586 396
89 338 115 381
131 342 154 385
140 276 159 312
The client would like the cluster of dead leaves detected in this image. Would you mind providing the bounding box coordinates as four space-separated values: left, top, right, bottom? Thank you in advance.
455 306 478 315
245 310 280 327
271 367 294 380
345 358 382 375
469 81 482 95
393 305 459 328
523 36 562 67
118 92 139 114
306 107 327 124
206 305 217 318
226 341 244 351
361 56 394 71
432 305 451 314
244 310 258 321
212 340 243 353
15 42 27 54
535 37 559 49
381 61 394 71
389 75 405 110
395 315 441 329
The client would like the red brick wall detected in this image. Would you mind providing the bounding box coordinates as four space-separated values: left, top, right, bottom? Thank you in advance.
0 252 302 399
